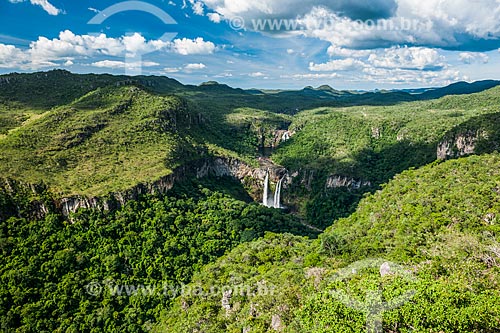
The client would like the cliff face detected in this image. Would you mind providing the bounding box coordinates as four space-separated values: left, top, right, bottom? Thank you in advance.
0 155 292 219
2 155 373 219
325 175 372 190
437 130 485 160
58 158 265 217
1 157 287 218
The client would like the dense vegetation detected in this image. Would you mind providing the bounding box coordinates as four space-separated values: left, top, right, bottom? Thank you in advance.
0 178 314 332
275 88 500 227
160 154 500 332
0 72 294 197
1 71 500 332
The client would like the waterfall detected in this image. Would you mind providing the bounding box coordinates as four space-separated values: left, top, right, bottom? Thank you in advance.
273 178 283 209
263 171 270 207
262 171 284 209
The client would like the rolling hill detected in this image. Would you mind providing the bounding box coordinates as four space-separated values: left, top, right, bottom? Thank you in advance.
159 153 500 333
0 71 499 333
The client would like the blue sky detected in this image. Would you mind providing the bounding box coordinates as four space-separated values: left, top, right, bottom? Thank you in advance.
1 0 500 89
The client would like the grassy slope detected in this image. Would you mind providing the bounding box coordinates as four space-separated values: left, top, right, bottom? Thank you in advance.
1 71 500 331
275 86 500 176
0 83 292 197
0 86 194 196
1 70 500 209
159 153 500 332
272 87 500 226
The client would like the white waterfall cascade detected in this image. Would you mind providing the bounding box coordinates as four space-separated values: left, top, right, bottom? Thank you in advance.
273 177 283 208
262 171 284 209
263 171 270 207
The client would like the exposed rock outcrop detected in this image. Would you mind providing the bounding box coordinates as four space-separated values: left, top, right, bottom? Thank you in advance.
287 170 315 191
3 157 289 218
271 314 284 332
1 179 50 220
221 289 232 313
371 127 381 139
325 175 372 190
270 130 293 147
437 130 485 160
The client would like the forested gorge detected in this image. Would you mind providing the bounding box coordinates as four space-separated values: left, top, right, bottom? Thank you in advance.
0 179 314 332
0 71 499 332
160 154 500 333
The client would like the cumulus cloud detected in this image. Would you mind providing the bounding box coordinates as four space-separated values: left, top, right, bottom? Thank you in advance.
164 67 181 73
327 46 371 58
171 38 216 55
185 63 206 70
309 58 366 71
207 12 222 23
187 0 205 15
0 30 217 70
304 46 459 85
0 44 29 68
459 52 489 64
200 0 396 21
201 0 500 51
362 67 467 85
282 73 341 80
9 0 61 15
368 46 447 70
29 31 124 63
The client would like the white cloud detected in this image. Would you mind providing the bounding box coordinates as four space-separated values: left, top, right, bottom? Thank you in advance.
30 30 129 62
200 0 500 51
122 33 171 56
459 52 489 64
92 60 159 69
171 38 216 55
185 63 206 70
0 30 217 70
362 67 468 86
207 12 222 23
199 0 395 21
287 49 295 54
249 72 266 77
301 45 464 86
282 73 341 80
297 7 426 50
0 44 29 68
163 67 181 73
327 46 371 58
63 60 74 66
309 58 366 71
9 0 61 15
188 0 205 15
368 46 447 70
215 72 233 77
29 31 214 61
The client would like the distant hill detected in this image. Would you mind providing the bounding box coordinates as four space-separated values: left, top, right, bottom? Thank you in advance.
1 70 500 201
1 70 500 333
419 80 500 100
2 70 499 113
